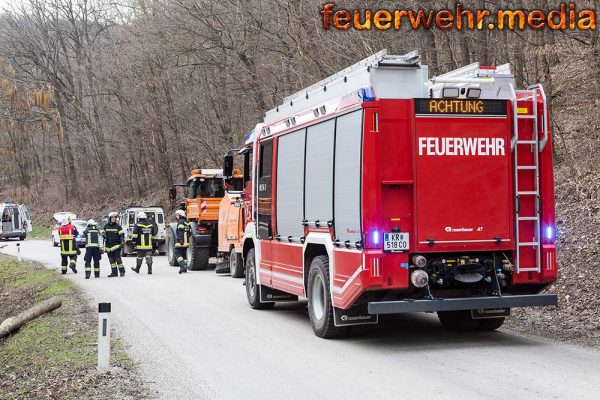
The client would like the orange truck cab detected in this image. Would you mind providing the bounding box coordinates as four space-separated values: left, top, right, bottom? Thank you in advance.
168 168 242 270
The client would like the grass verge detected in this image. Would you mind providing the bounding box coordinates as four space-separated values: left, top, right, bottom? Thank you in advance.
0 257 154 399
26 225 52 240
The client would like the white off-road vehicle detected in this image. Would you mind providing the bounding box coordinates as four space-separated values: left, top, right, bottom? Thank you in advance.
0 202 32 240
117 206 166 256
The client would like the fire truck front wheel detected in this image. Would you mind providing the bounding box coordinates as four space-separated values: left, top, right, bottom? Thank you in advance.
307 255 343 339
245 249 274 310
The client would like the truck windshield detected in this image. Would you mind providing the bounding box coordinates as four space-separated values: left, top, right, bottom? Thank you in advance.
188 178 224 198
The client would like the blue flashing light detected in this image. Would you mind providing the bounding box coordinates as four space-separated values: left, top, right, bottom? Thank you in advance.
372 230 380 245
545 226 555 242
357 87 376 102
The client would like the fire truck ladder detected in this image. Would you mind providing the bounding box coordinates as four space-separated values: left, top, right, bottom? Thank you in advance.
512 85 548 273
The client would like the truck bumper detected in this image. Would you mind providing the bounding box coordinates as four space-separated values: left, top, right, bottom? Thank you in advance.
368 294 557 315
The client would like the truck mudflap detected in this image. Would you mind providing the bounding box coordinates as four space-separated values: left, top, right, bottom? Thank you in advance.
368 294 557 315
191 233 212 248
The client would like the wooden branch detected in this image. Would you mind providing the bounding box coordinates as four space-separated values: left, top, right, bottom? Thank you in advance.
0 296 62 339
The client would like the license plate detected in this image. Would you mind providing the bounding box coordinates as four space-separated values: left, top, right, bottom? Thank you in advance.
383 232 409 252
471 308 511 319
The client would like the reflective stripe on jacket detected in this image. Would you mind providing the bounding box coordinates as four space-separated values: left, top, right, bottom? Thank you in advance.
58 224 78 255
175 218 191 248
133 219 156 250
84 226 100 248
102 222 124 251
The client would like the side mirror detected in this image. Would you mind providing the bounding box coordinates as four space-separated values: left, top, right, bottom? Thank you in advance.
223 154 234 178
168 186 177 201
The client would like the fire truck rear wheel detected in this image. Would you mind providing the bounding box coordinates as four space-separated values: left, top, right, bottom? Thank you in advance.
437 310 480 331
245 248 274 310
307 255 343 339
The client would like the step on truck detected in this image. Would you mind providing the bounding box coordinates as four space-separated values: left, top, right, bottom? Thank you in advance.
168 169 242 270
227 50 558 338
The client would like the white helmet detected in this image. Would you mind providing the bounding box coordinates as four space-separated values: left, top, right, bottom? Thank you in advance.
61 216 71 226
108 212 117 218
137 212 147 219
175 210 186 218
87 219 97 226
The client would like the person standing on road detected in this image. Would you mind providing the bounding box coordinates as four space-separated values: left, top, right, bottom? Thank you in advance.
102 212 125 277
58 216 78 274
174 210 190 274
83 219 102 279
131 212 157 275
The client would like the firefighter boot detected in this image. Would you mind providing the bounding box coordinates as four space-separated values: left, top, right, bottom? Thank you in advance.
131 258 142 274
108 266 118 277
94 271 100 278
69 260 77 274
147 259 153 275
85 262 91 279
118 264 126 277
178 259 188 274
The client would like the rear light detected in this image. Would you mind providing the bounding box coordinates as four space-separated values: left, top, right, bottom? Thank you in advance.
545 225 555 243
197 226 208 233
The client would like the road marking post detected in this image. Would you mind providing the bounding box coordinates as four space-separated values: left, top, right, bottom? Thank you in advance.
16 243 22 262
97 302 111 371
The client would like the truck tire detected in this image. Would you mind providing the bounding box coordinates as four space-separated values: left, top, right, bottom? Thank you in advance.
230 248 244 278
245 249 274 310
188 236 210 270
307 255 343 338
478 317 505 331
19 234 26 241
437 310 480 331
167 228 178 267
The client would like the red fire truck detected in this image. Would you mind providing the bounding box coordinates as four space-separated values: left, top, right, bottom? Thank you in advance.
223 50 557 338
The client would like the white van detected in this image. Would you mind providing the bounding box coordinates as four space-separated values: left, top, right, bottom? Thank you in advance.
117 206 166 256
0 202 32 240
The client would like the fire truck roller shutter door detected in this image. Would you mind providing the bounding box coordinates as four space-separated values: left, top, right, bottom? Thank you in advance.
305 119 335 224
277 128 306 238
334 110 363 244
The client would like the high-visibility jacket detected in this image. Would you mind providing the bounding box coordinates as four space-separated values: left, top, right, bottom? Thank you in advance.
58 224 78 255
84 225 101 248
102 222 124 252
175 218 191 248
133 219 157 250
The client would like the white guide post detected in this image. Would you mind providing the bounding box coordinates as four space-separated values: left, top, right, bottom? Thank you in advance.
97 302 111 371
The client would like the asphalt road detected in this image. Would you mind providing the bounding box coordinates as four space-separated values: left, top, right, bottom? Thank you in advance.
1 239 599 400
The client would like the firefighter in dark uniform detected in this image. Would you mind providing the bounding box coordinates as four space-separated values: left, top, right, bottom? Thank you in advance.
131 212 157 274
102 212 125 277
174 210 190 274
58 217 78 274
83 219 102 279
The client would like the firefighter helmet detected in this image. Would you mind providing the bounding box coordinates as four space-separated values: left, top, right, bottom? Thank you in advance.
61 216 71 225
87 219 97 226
175 210 186 219
137 212 147 219
108 211 117 218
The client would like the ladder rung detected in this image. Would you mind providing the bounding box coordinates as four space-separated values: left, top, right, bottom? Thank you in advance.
518 217 538 221
519 242 539 246
518 115 536 119
518 267 540 272
517 166 537 170
517 191 538 195
517 140 536 144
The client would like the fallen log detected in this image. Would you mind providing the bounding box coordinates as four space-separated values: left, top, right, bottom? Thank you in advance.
0 296 62 339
